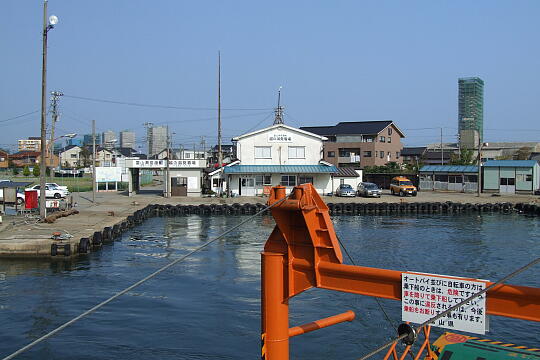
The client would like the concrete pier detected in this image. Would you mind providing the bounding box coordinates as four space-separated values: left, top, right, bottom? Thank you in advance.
0 190 538 258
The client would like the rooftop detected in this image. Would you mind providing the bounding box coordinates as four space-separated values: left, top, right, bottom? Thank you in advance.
301 120 404 137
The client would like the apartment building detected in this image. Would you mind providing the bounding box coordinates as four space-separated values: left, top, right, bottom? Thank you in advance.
18 137 48 152
300 121 405 168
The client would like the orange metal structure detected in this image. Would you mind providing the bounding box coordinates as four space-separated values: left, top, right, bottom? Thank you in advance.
261 184 540 360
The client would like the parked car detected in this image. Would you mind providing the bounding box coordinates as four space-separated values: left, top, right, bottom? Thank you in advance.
357 182 382 198
25 184 68 199
390 176 417 197
335 184 356 197
46 183 69 192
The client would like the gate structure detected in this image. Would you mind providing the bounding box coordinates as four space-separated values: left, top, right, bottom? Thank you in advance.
261 184 540 360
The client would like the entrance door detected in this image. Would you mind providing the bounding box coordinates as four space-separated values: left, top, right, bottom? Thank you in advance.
239 177 255 196
171 177 188 196
500 177 515 194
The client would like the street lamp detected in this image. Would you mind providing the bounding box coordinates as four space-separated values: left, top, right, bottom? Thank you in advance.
39 0 59 219
477 136 488 197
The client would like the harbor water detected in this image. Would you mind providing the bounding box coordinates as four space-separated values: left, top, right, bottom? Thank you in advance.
1 213 539 359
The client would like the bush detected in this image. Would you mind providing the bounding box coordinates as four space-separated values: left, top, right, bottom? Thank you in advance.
12 167 19 175
23 166 30 177
33 166 40 177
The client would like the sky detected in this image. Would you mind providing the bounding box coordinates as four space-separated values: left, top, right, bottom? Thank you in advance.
2 0 540 153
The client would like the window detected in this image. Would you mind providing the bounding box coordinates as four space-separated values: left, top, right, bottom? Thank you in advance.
327 151 335 157
256 175 272 186
70 154 77 158
298 176 314 184
241 178 255 187
255 146 271 158
363 137 374 143
379 136 386 142
280 175 296 186
380 151 384 158
288 146 305 159
526 174 533 182
396 152 399 159
388 137 392 143
500 178 515 186
465 175 478 183
185 153 191 158
435 175 448 182
448 175 463 184
339 148 360 157
388 128 393 135
363 151 372 157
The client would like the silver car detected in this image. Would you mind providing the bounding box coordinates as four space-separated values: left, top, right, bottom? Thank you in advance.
357 182 382 198
336 184 356 197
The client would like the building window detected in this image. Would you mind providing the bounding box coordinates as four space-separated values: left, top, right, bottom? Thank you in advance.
298 175 314 184
256 175 272 186
327 151 335 157
363 151 372 157
288 146 305 159
379 136 386 142
396 152 400 159
70 154 77 158
526 174 533 182
380 151 384 158
388 137 391 143
388 128 393 135
339 148 360 157
185 153 191 158
363 137 374 143
280 175 296 186
255 146 271 158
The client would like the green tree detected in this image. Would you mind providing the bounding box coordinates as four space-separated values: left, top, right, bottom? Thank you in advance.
12 167 19 175
23 165 30 177
450 148 475 165
33 165 40 177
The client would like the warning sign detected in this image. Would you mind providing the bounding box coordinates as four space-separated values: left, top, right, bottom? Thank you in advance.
402 272 488 335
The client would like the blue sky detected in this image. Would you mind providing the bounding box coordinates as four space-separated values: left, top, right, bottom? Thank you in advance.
2 0 539 152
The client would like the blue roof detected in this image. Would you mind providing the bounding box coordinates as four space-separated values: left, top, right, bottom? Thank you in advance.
483 160 539 167
419 165 478 173
223 165 338 174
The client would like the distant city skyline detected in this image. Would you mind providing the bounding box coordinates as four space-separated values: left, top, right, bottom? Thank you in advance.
2 1 540 152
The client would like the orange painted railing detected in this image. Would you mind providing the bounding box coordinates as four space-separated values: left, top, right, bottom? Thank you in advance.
261 184 540 360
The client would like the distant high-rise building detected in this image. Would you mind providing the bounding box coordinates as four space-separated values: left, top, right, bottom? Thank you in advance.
102 130 117 149
83 134 101 146
18 137 48 151
147 126 168 157
120 130 136 149
458 77 484 149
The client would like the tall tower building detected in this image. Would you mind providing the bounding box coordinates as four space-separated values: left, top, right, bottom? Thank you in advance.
120 130 136 149
147 125 168 157
458 77 484 149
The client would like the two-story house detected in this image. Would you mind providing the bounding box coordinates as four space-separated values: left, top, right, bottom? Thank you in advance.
300 121 405 168
222 124 337 196
58 145 83 168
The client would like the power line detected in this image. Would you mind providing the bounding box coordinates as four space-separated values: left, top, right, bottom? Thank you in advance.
0 110 39 124
63 94 272 111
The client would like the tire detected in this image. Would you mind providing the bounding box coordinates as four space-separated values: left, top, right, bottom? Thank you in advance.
412 192 417 197
54 193 61 199
16 197 24 205
391 189 395 195
399 191 405 197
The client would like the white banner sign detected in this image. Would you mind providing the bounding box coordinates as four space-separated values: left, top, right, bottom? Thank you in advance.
127 159 204 168
267 133 292 143
96 167 122 182
402 272 487 334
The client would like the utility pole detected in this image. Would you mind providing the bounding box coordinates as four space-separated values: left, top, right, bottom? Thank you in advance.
477 130 482 197
200 136 206 166
217 51 223 195
49 91 63 177
165 125 171 198
440 127 444 165
39 0 49 219
92 120 96 203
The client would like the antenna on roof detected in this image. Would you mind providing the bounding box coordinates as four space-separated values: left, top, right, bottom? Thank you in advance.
273 86 284 125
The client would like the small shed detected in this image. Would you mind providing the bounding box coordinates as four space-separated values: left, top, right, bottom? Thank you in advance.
331 167 362 194
483 160 540 194
419 165 479 192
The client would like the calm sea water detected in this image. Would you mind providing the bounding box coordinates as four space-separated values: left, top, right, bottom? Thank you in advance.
1 213 539 359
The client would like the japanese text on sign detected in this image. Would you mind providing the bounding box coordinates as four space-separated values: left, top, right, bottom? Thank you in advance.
267 133 292 142
402 272 487 334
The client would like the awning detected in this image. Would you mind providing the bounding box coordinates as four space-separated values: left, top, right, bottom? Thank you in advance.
419 165 478 173
223 165 338 174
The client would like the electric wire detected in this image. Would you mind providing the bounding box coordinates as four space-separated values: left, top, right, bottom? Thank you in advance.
355 257 540 360
63 94 272 111
0 194 291 360
0 110 39 124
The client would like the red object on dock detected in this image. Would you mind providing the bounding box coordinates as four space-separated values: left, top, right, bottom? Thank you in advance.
25 190 38 209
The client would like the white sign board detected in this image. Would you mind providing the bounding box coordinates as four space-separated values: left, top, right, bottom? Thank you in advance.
267 133 292 143
46 200 60 208
402 272 487 334
187 176 198 189
96 167 122 183
126 159 204 168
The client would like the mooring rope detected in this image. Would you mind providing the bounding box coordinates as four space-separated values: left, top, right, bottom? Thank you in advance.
356 257 540 360
1 193 291 360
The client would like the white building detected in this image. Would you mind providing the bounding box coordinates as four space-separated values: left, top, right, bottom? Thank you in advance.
102 130 117 149
147 126 168 157
222 124 337 196
58 145 82 168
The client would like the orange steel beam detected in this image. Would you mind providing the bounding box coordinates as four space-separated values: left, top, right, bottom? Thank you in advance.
288 310 355 338
261 184 540 360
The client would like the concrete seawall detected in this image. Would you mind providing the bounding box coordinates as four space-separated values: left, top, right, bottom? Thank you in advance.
0 191 538 258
